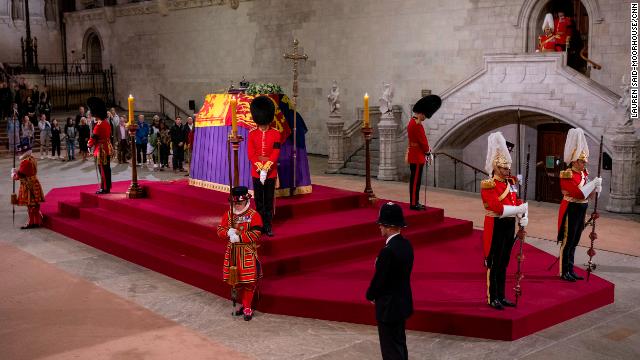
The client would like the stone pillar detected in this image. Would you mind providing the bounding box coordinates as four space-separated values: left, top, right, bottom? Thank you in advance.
607 126 639 213
326 113 345 174
377 112 398 180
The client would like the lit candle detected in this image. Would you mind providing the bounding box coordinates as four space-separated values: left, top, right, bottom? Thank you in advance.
363 93 369 128
230 96 238 135
128 94 134 125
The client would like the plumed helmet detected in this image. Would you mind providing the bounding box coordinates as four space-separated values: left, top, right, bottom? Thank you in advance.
563 128 589 165
485 132 512 175
412 95 442 118
250 95 276 126
542 13 554 32
86 97 107 120
376 202 407 228
230 186 252 202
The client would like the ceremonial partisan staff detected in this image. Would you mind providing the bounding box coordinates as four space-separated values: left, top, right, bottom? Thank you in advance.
585 135 604 281
513 145 530 307
226 131 239 315
11 110 18 225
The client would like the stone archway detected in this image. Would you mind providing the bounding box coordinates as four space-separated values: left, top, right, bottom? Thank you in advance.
429 53 618 155
83 29 103 71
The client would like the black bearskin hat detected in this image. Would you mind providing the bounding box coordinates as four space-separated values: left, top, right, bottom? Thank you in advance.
412 95 442 119
230 186 252 202
86 97 107 120
250 95 275 126
376 202 407 228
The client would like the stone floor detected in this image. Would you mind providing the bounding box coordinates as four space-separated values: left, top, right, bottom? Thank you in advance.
0 154 639 360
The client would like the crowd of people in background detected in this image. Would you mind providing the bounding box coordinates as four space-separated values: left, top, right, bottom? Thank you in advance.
2 78 195 174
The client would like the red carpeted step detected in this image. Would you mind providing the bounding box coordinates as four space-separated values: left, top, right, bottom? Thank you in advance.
261 218 472 276
79 192 223 238
75 206 225 265
45 212 228 295
257 230 614 340
262 206 444 255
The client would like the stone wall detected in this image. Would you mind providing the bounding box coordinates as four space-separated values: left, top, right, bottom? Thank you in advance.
61 0 631 155
0 0 62 64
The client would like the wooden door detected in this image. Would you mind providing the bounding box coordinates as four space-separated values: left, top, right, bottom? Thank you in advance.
535 123 572 203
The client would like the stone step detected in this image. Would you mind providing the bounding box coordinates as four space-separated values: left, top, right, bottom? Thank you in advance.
349 154 380 163
342 161 379 172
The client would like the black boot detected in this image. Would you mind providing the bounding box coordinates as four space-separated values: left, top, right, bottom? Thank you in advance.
560 273 576 282
569 272 584 280
234 306 244 316
488 299 504 310
500 298 516 307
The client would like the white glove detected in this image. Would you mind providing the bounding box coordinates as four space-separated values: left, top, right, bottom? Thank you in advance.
227 228 238 238
594 177 603 187
427 153 434 164
580 178 599 198
11 167 16 178
519 215 528 227
596 185 602 193
229 233 240 243
516 174 523 185
259 170 267 184
501 203 527 218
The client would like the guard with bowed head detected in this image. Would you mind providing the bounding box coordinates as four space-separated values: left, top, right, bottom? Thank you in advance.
480 132 528 310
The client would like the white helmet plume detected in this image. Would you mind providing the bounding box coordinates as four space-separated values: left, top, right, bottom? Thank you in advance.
485 132 512 175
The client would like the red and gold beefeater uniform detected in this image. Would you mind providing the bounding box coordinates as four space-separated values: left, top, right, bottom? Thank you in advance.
87 120 113 192
247 127 281 232
556 168 589 276
481 175 522 304
217 207 263 313
13 154 45 227
407 117 430 207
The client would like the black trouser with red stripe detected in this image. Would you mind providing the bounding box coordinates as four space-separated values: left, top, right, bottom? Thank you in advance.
409 163 424 206
558 202 588 275
487 217 516 303
97 156 112 192
253 177 275 231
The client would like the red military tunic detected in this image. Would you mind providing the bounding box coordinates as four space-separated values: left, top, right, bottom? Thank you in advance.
554 16 573 48
480 176 523 258
87 120 113 164
247 127 281 179
557 168 589 231
407 117 430 164
217 208 263 284
538 33 557 52
14 154 45 206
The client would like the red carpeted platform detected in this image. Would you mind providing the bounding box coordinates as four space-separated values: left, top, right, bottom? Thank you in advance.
41 180 614 340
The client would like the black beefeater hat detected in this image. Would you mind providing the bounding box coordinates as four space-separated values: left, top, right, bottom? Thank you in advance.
230 186 252 202
87 97 107 120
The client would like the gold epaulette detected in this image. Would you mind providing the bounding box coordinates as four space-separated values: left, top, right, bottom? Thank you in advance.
560 169 573 179
480 179 495 189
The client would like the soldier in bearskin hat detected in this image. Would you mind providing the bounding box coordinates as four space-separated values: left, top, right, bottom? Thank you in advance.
407 94 441 210
86 97 113 194
247 95 281 236
366 202 414 360
216 186 263 321
11 138 45 229
480 132 528 310
557 128 601 282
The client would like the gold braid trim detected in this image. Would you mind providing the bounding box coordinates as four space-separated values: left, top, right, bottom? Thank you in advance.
480 179 495 189
560 169 573 179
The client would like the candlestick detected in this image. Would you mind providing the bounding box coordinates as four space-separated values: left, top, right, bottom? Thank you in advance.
128 94 134 125
363 93 369 128
230 96 238 135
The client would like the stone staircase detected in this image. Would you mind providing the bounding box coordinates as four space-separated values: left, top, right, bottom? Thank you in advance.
339 137 380 176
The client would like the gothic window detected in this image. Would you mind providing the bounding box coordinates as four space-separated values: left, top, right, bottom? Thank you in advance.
45 0 57 22
12 0 25 20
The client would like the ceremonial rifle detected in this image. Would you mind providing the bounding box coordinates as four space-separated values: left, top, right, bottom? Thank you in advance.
585 135 603 281
513 145 530 307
